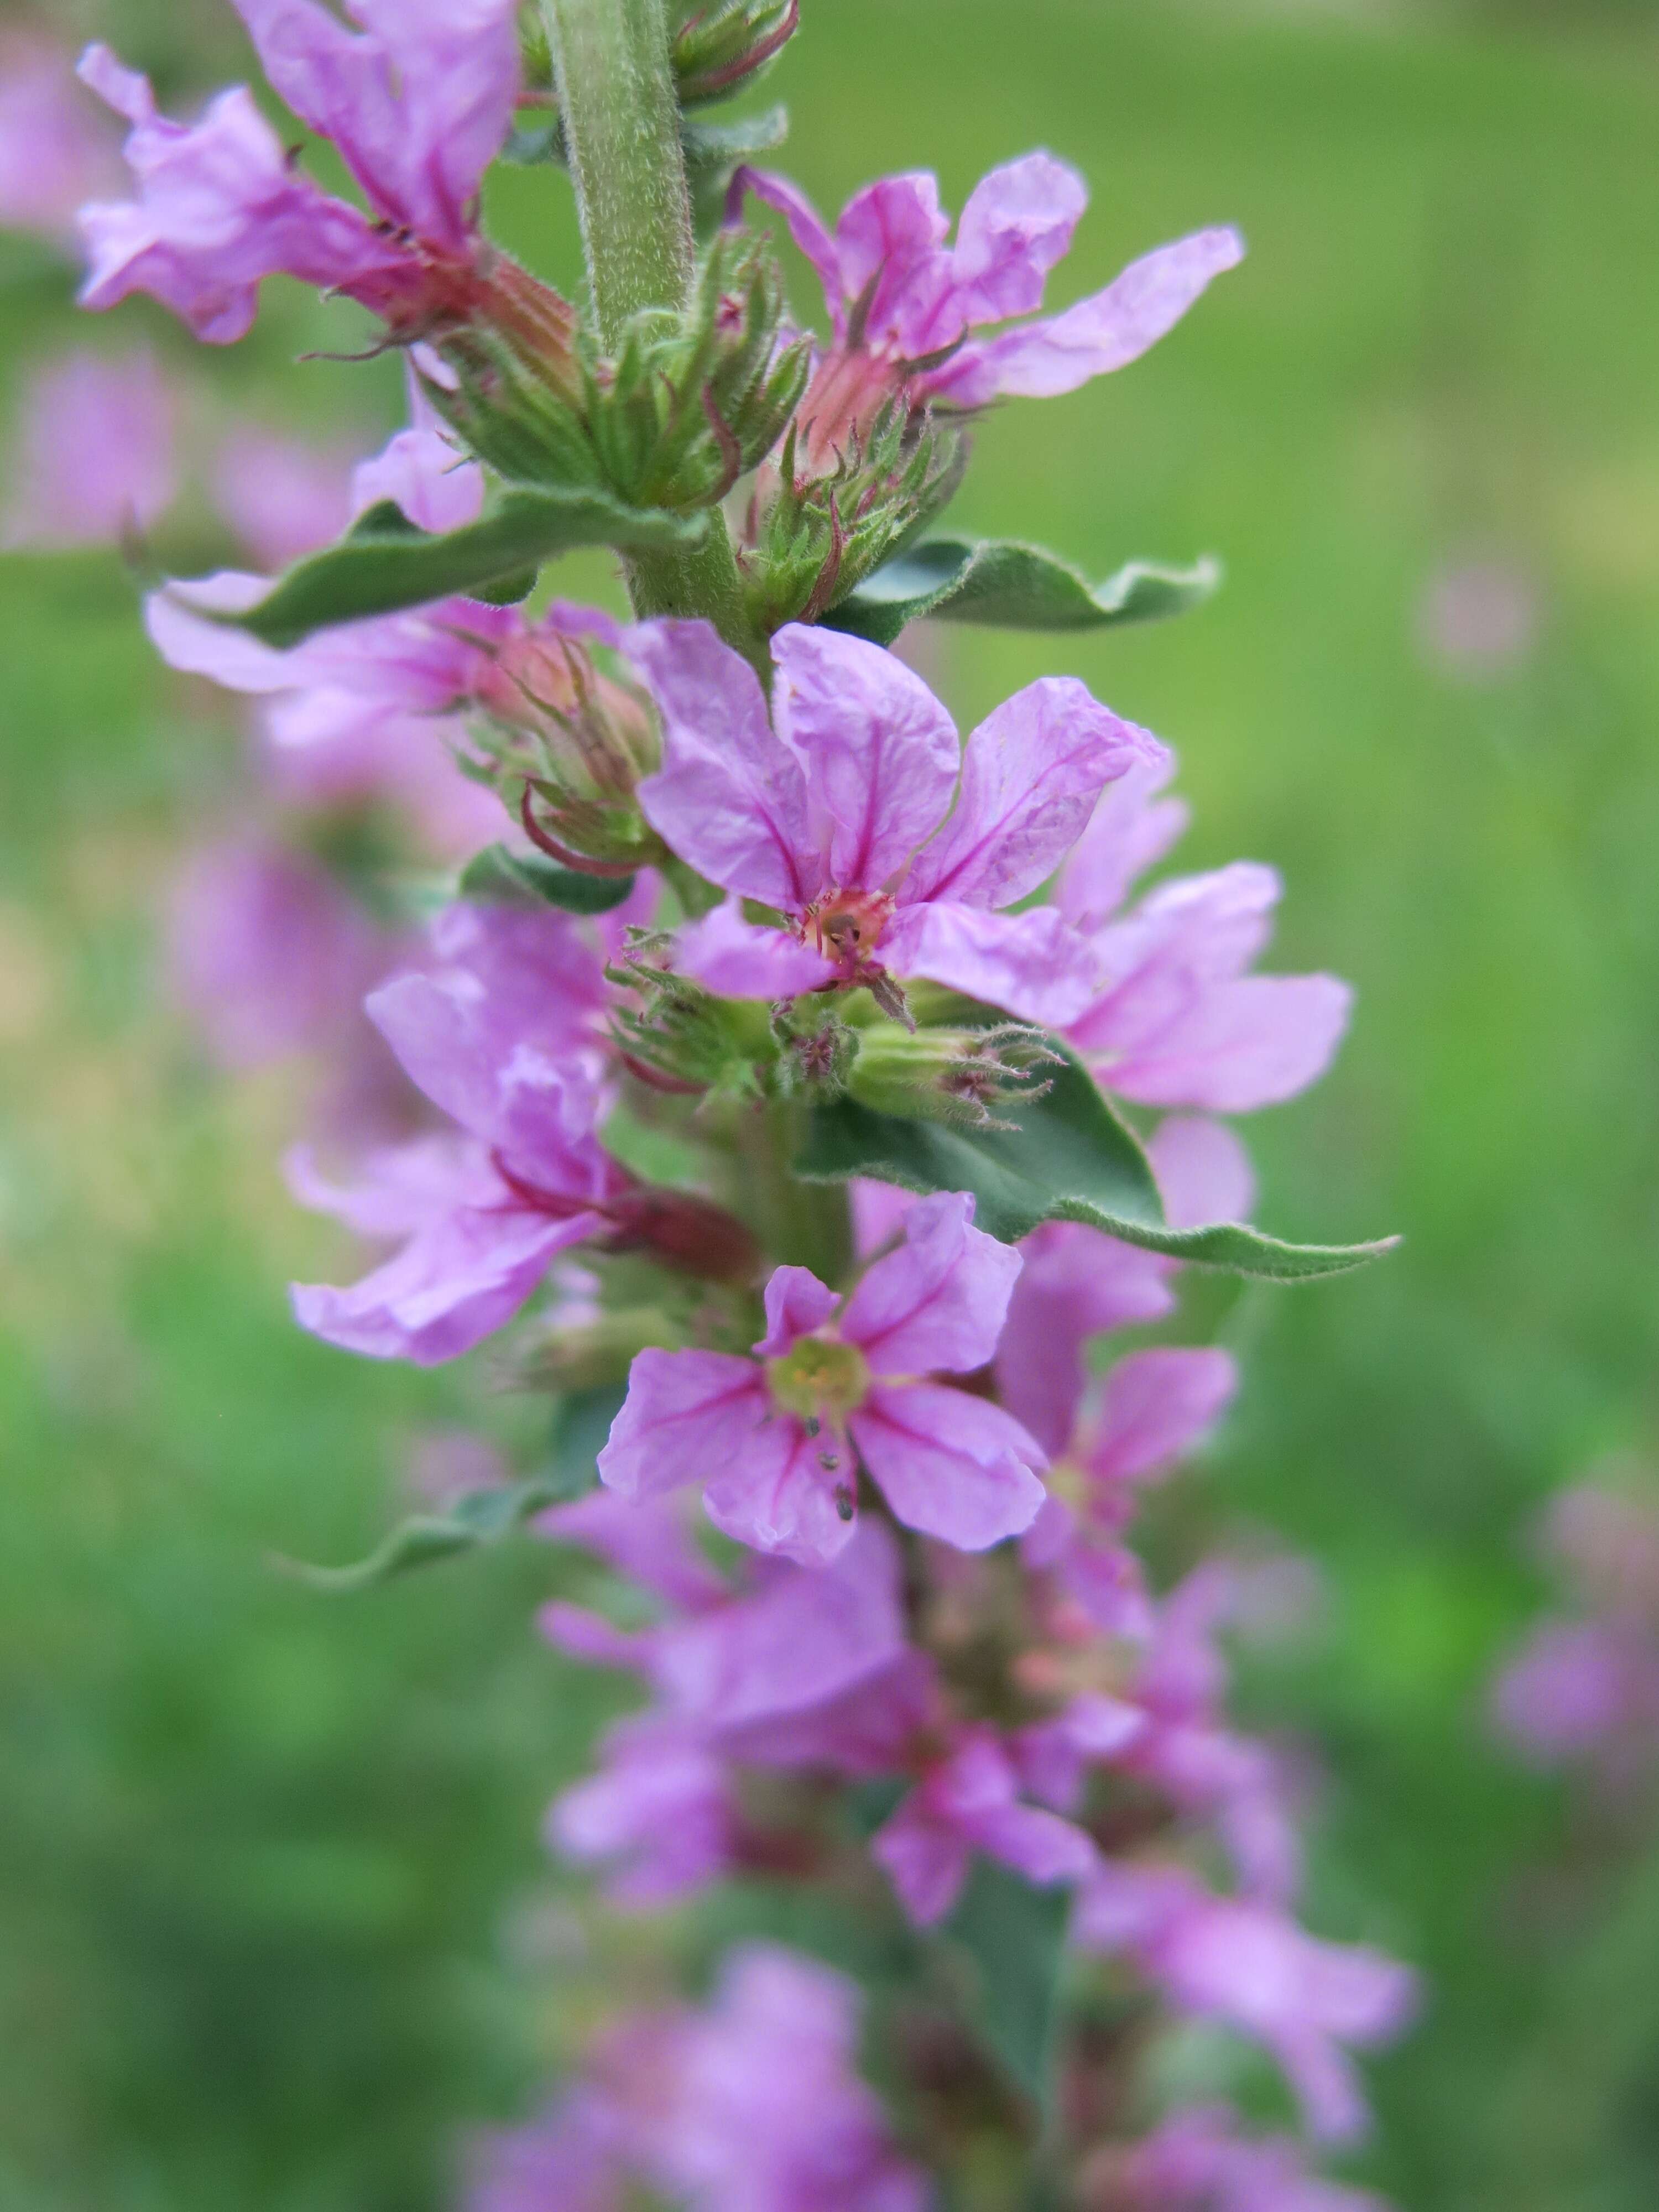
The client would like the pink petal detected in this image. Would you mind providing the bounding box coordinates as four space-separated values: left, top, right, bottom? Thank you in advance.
290 1202 591 1363
839 1190 1020 1376
285 1132 499 1238
1055 752 1190 933
851 1381 1046 1551
771 624 960 894
950 151 1087 326
1089 1347 1238 1485
231 0 518 251
883 899 1100 1026
629 619 819 911
870 1794 972 1926
598 1348 771 1504
931 226 1245 405
538 1489 727 1611
672 901 837 1000
833 171 954 354
754 1265 841 1357
349 417 485 534
1150 1114 1257 1227
994 1221 1177 1458
727 165 846 323
905 678 1162 911
702 1416 857 1567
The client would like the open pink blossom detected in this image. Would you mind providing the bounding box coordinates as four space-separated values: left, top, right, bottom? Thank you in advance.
1074 1863 1417 2145
599 1191 1044 1564
870 1723 1097 1927
288 902 631 1364
1019 1554 1302 1905
1059 755 1352 1112
627 617 1162 1027
147 404 607 857
474 1945 928 2212
77 1 523 344
3 346 175 547
1020 1346 1239 1646
996 1112 1255 1461
729 155 1241 467
1125 2103 1396 2212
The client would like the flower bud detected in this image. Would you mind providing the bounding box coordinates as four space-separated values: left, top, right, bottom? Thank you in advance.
462 630 668 872
844 1024 1061 1131
739 400 966 633
591 233 810 511
672 0 799 105
608 935 776 1099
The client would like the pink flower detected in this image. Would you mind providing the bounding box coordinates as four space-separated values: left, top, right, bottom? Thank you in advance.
647 1944 932 2212
1125 2103 1396 2212
3 346 175 547
730 155 1241 467
147 405 603 857
870 1723 1097 1927
166 837 393 1068
541 1514 918 1900
627 617 1162 1027
1074 1863 1417 2145
599 1191 1046 1564
996 1112 1255 1461
473 1945 928 2212
76 0 523 345
212 425 360 569
288 902 629 1364
1020 1555 1302 1906
0 36 121 244
1490 1618 1659 1776
1058 757 1352 1112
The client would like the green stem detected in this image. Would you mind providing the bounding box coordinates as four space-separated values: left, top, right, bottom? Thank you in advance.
541 0 762 664
747 1101 854 1285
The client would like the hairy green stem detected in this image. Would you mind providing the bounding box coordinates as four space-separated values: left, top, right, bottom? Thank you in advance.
541 0 763 665
747 1101 855 1286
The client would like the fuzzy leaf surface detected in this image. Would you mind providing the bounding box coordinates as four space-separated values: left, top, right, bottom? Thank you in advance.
458 843 638 915
797 1040 1397 1278
222 491 702 649
827 538 1220 647
943 1858 1071 2110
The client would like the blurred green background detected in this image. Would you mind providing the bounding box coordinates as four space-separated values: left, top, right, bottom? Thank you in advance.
5 0 1659 2204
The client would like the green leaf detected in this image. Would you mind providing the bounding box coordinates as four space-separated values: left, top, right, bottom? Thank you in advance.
796 1039 1397 1280
458 842 638 915
681 103 789 174
279 1385 622 1593
223 487 704 650
943 1858 1072 2110
826 537 1220 648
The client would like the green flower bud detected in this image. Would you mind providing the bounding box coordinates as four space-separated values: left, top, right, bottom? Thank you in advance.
672 0 799 106
844 1024 1062 1131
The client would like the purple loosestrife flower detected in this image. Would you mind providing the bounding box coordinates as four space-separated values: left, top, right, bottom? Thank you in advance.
1123 2103 1396 2212
729 155 1241 471
3 346 176 547
542 1510 912 1899
1074 1863 1417 2145
471 1945 929 2212
1019 1342 1240 1643
995 1112 1255 1463
288 902 640 1364
0 35 121 244
869 1722 1098 1927
626 617 1162 1027
645 1944 932 2212
76 2 541 349
599 1191 1045 1564
1057 755 1352 1112
147 403 613 858
212 425 360 570
1018 1554 1303 1905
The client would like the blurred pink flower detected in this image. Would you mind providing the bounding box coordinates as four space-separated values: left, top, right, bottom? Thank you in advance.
3 346 176 547
212 426 359 570
0 35 121 243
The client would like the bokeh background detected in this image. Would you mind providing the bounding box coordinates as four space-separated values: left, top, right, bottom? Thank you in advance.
4 0 1659 2204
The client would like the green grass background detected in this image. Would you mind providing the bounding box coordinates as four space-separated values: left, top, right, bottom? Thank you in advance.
5 0 1659 2204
